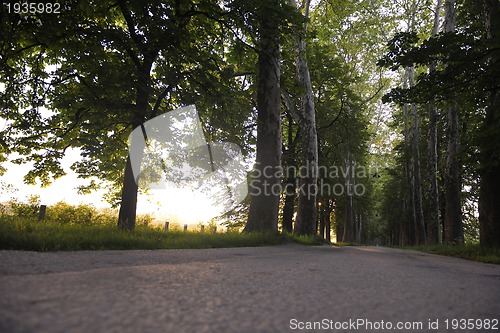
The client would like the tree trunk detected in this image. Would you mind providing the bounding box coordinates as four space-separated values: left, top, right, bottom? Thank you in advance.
343 192 354 243
282 176 296 233
293 0 319 236
118 155 140 230
282 115 297 233
318 201 325 239
342 153 354 243
402 68 417 245
244 13 281 233
408 67 426 245
427 0 443 244
478 92 500 247
444 102 463 244
427 97 440 244
325 199 333 242
443 0 464 244
479 0 500 247
117 56 155 230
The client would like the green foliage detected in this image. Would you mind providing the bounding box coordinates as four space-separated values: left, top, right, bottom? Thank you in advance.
333 242 362 247
373 0 500 247
0 200 329 251
45 201 116 225
0 216 281 251
8 195 40 218
0 0 260 208
0 215 284 251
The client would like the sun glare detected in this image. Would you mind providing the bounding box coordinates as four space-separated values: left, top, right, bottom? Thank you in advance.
137 186 226 227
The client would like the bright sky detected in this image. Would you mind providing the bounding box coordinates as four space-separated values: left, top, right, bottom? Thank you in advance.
0 116 235 228
0 149 109 208
0 149 228 227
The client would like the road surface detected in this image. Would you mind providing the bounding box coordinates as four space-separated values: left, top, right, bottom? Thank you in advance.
0 244 499 332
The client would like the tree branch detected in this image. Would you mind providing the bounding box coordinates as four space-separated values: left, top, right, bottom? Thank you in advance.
281 90 304 124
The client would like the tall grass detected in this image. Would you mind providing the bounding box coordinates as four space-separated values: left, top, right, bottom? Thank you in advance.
0 216 284 251
401 244 500 264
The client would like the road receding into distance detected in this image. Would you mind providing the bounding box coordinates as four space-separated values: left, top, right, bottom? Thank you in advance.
1 244 499 333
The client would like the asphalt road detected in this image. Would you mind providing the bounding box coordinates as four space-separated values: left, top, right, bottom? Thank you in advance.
0 244 499 333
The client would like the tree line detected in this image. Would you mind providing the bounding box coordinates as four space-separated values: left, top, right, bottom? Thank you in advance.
0 0 498 247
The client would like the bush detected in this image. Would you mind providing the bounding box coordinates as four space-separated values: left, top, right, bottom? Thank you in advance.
2 197 117 225
9 195 40 218
45 202 117 225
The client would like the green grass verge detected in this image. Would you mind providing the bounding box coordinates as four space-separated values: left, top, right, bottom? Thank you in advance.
283 232 326 245
401 244 500 264
0 216 284 251
332 242 362 246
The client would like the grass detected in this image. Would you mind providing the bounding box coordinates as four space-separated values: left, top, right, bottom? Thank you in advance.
283 232 326 245
400 244 500 264
332 242 362 246
0 216 287 251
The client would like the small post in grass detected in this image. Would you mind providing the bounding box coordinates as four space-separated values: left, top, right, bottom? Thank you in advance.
38 205 47 221
200 225 204 233
164 221 169 232
184 224 188 232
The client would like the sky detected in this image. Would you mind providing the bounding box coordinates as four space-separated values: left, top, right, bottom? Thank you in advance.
0 148 109 207
0 123 235 228
0 149 228 226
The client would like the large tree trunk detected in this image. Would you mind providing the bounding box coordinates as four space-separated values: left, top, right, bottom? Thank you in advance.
117 56 155 230
244 13 281 233
443 0 464 244
444 101 463 244
478 93 500 247
293 0 319 236
479 0 500 247
427 0 443 244
118 156 140 230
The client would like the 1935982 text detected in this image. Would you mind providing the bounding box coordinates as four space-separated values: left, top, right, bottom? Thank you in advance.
3 1 61 14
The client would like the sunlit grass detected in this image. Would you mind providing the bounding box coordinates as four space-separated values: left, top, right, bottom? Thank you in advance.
0 216 283 251
332 242 362 246
282 232 327 245
401 244 500 264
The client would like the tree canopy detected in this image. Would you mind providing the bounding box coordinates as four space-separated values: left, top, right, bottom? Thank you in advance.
1 0 498 247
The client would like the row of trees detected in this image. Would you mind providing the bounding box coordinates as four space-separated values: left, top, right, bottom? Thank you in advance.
377 0 500 247
1 0 498 247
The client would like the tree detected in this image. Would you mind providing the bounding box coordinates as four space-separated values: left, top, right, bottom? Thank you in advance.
478 0 500 247
426 0 443 245
442 0 463 244
281 114 298 233
290 0 318 236
377 0 499 246
0 0 252 230
244 1 286 233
